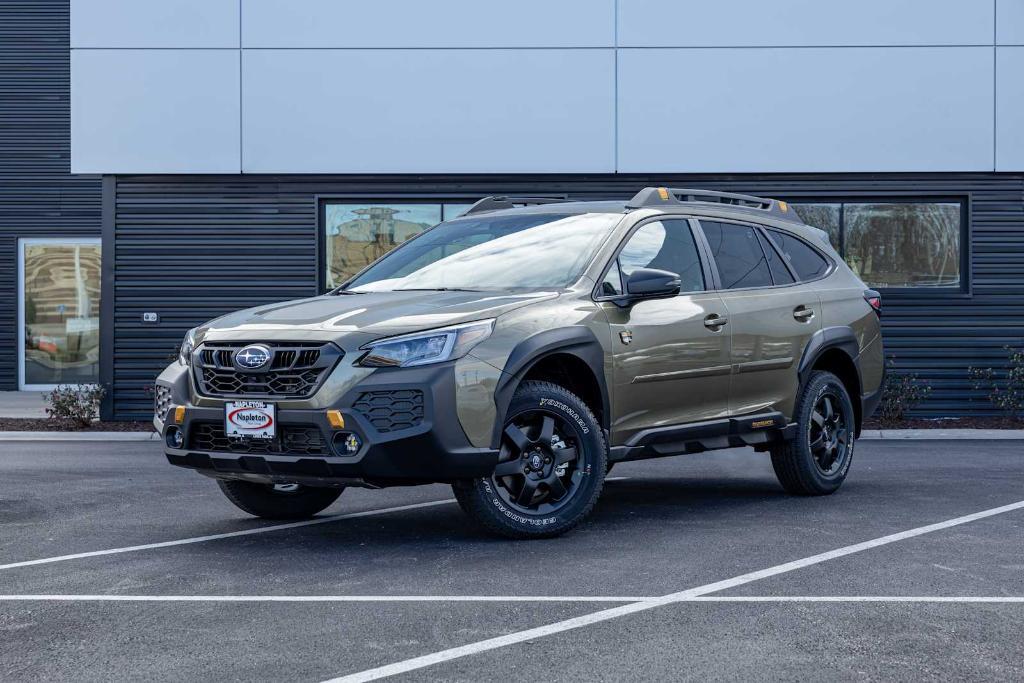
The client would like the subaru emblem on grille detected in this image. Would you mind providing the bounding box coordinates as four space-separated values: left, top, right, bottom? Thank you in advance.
234 344 272 370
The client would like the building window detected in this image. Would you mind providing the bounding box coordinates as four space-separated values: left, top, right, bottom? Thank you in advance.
791 201 963 289
322 201 483 289
18 238 102 389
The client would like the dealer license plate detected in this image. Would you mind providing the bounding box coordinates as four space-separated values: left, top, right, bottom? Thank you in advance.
225 401 276 439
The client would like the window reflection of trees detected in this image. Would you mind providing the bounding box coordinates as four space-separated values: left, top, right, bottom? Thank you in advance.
792 201 960 288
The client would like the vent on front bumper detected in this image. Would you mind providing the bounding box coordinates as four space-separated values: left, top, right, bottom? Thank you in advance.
352 390 425 433
154 384 173 420
189 422 328 456
192 341 342 399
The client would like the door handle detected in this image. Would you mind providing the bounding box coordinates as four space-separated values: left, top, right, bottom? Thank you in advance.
704 314 728 330
793 306 815 322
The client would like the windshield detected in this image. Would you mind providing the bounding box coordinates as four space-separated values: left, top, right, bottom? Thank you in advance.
343 212 622 292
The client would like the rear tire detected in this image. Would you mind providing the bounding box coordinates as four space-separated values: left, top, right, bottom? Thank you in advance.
217 480 343 520
770 370 856 496
453 381 606 539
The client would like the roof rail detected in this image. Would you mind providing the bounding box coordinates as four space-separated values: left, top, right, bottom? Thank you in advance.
462 196 570 216
626 187 801 222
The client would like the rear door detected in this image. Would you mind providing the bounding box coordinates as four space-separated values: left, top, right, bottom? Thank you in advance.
696 219 822 417
598 218 731 443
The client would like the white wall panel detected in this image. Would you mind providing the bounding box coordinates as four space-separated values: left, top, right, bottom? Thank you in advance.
619 0 994 47
242 49 615 173
71 0 238 48
618 47 994 173
242 0 614 48
997 48 1024 169
997 0 1024 44
71 50 240 173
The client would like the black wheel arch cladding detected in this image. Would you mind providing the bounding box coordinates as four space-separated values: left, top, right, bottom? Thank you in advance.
490 326 610 450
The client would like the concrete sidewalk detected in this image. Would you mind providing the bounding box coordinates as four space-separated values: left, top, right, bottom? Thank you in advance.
0 391 48 418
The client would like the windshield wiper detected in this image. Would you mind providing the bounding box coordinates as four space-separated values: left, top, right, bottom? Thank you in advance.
394 287 481 292
329 289 364 295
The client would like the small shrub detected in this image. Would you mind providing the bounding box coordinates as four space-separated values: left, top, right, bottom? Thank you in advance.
44 384 107 428
878 356 932 427
969 345 1024 421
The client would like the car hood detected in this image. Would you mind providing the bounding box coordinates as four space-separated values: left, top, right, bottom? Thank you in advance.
196 290 557 346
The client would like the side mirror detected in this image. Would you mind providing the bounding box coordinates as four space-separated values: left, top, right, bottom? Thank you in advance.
624 268 681 300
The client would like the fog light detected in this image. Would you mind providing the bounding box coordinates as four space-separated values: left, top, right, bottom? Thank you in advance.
332 431 362 455
166 427 183 449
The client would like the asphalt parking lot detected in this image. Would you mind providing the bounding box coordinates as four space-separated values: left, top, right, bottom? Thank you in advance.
1 439 1022 682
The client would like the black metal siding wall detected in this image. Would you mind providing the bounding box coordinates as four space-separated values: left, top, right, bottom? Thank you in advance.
110 173 1024 420
0 0 101 389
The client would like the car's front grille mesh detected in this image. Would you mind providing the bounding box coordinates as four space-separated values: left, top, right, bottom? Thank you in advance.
352 390 425 433
154 384 173 420
189 422 328 456
192 342 341 399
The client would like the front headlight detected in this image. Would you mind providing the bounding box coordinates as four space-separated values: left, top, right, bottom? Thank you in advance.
358 319 495 368
179 328 197 366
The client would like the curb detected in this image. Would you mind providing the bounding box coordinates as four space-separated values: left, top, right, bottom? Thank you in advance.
0 431 159 442
860 429 1024 440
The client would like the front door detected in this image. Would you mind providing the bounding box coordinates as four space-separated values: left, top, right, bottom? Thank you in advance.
599 218 732 443
697 220 821 416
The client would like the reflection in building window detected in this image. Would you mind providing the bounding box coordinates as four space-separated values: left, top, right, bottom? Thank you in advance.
324 204 441 288
22 241 102 386
792 201 961 289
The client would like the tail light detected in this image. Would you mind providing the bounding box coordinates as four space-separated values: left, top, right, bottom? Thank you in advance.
864 289 881 317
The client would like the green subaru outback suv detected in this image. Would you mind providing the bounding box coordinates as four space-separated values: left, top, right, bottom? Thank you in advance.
155 187 884 538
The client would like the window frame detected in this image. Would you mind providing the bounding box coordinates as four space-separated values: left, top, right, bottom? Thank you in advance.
592 216 715 302
783 194 971 297
17 236 103 391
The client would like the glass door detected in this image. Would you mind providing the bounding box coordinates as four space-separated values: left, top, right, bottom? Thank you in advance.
18 238 102 389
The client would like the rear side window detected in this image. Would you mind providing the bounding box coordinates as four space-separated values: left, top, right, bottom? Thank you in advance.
766 228 830 281
757 230 795 285
700 221 773 289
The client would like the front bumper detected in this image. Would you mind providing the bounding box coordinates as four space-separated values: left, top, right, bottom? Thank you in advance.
159 362 498 487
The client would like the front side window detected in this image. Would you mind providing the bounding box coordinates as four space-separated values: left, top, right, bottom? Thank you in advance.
345 212 622 292
602 219 704 296
701 221 774 289
791 201 962 289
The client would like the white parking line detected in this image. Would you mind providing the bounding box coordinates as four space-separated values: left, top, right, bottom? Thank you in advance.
0 499 455 571
0 477 634 572
323 498 1024 683
0 594 648 603
688 596 1024 603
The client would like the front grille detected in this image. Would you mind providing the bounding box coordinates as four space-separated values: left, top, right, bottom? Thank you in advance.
353 390 425 432
189 422 328 456
154 384 173 420
192 341 342 399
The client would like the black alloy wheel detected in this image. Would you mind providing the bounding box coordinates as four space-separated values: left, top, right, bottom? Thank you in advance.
809 391 850 474
491 410 584 514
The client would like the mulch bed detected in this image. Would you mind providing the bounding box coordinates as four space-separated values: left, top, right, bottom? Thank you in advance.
0 418 154 432
863 416 1024 430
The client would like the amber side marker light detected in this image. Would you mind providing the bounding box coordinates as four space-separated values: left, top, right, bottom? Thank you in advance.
326 410 346 429
657 187 670 201
173 406 186 424
778 200 789 212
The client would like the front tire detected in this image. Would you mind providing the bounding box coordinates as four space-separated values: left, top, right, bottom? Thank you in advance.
453 381 607 539
217 480 343 520
770 370 856 496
